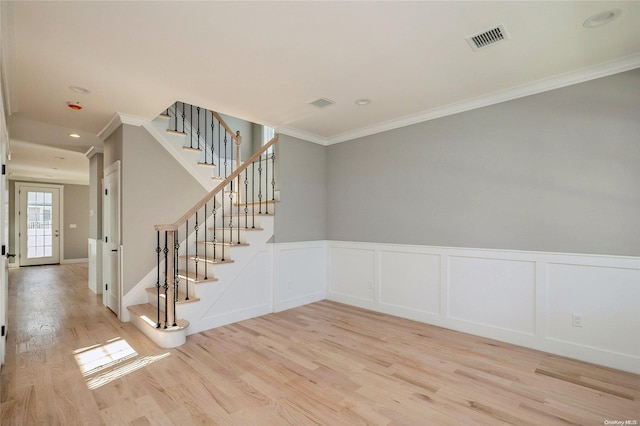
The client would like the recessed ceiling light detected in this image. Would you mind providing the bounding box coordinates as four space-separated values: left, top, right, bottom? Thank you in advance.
583 9 621 28
355 99 371 106
55 156 65 160
69 85 90 94
69 133 80 138
45 174 54 178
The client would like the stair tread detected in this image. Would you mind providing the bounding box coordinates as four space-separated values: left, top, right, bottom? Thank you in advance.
208 227 264 231
127 303 189 331
144 287 200 303
197 162 216 168
158 113 171 119
182 146 202 152
166 129 186 136
180 255 235 265
197 241 249 247
177 269 218 282
234 200 278 206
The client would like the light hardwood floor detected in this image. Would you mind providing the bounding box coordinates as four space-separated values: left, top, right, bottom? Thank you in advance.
1 263 638 425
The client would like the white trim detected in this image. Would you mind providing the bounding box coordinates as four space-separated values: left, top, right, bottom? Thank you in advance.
14 182 65 266
278 55 640 146
61 258 88 264
97 112 147 140
326 240 640 374
84 146 104 159
142 121 212 191
276 126 328 146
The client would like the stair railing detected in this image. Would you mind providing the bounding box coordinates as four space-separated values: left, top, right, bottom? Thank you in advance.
164 102 242 179
153 133 278 329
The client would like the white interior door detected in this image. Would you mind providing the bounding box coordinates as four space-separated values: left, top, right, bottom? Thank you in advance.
18 185 60 266
103 162 120 316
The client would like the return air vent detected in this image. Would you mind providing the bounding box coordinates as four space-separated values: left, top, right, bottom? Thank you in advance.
309 98 335 108
466 24 508 51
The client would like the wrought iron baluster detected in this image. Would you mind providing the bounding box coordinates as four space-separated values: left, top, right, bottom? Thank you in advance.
224 132 228 178
236 175 241 244
184 219 188 301
196 107 201 151
173 231 178 327
189 104 194 149
163 232 169 329
221 183 226 261
181 103 186 134
174 102 178 132
203 202 208 280
217 120 221 179
155 231 161 328
244 169 249 229
210 112 216 171
229 183 234 247
271 152 276 201
252 161 256 228
265 154 269 214
212 204 217 262
190 213 197 301
258 157 263 214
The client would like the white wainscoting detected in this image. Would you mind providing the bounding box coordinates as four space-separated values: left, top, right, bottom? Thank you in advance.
87 238 102 294
273 241 327 312
327 241 640 374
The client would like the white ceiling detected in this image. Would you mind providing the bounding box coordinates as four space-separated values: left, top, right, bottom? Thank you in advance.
2 1 640 183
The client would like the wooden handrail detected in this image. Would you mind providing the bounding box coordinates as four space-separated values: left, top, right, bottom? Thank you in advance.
155 134 279 232
211 111 241 145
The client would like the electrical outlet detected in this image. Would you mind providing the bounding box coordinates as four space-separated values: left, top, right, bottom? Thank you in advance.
572 313 583 328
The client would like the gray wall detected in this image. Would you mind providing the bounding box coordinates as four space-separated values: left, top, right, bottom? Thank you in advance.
118 125 208 295
63 184 90 259
8 180 90 263
326 70 640 256
88 153 103 240
273 135 327 242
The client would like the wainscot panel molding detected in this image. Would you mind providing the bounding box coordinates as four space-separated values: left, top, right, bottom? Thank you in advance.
273 241 327 312
326 241 640 374
87 238 102 294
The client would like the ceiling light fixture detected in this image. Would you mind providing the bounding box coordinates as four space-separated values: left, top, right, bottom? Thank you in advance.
69 85 90 94
583 9 621 28
355 99 371 106
69 133 80 138
55 156 66 160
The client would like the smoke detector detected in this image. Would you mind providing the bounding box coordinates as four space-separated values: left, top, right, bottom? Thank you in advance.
466 24 509 51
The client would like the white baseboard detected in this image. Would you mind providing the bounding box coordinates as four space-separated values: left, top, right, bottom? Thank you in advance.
61 258 89 264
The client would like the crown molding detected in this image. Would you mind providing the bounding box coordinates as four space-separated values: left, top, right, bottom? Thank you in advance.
322 54 640 145
97 112 147 140
277 126 328 146
84 145 104 159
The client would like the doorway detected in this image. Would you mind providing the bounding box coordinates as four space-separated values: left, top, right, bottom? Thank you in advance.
103 162 121 317
17 184 62 266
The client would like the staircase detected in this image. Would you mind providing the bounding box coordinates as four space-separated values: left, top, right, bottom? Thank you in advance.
127 102 278 348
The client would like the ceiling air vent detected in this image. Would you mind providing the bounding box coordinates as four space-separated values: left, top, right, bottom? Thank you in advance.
466 24 508 51
310 98 335 108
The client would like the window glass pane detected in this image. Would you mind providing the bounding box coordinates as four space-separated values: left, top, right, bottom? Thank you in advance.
26 190 54 259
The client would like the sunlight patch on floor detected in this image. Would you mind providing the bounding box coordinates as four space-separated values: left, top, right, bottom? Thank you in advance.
74 337 170 389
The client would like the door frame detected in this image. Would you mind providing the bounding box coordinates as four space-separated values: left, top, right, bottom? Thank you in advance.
14 182 64 267
103 161 122 318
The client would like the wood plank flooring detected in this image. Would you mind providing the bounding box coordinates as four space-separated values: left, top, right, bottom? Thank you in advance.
1 263 639 425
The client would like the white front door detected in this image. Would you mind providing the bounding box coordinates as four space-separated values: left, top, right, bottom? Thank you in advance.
18 185 61 266
103 162 120 316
